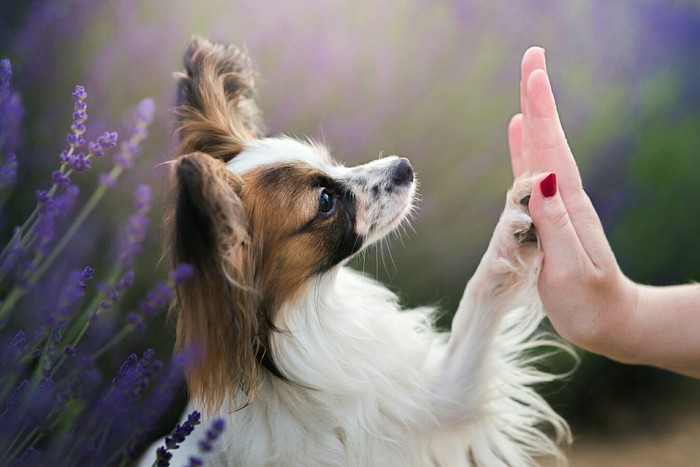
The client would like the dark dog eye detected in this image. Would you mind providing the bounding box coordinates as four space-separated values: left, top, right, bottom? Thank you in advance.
318 189 336 216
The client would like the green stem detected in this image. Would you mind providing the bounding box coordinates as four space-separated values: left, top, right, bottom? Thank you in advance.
92 325 134 360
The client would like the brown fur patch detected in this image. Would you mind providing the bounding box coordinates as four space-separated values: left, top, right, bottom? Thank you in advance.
175 38 265 162
241 162 360 312
168 152 265 413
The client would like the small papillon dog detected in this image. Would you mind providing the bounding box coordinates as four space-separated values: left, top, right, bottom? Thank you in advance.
153 38 572 466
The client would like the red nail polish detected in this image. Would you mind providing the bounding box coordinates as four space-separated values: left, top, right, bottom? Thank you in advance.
540 173 557 198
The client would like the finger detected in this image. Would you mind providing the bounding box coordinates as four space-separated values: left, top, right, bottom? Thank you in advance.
519 47 547 172
520 47 547 116
524 69 582 195
528 173 589 272
508 114 527 178
530 172 615 272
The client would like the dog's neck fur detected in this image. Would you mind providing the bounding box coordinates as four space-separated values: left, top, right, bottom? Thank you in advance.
230 266 443 465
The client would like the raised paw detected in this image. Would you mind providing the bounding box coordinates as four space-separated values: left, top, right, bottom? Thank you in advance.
506 176 539 247
470 174 543 303
482 174 543 282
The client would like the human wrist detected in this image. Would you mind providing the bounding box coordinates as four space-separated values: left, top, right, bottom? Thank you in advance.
579 273 642 364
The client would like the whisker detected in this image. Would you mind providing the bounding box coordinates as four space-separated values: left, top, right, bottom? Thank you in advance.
384 237 398 272
152 159 178 169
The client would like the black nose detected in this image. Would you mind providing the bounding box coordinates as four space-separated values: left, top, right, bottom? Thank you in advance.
392 158 414 185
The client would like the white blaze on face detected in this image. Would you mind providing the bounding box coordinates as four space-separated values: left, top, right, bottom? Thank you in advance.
338 156 416 244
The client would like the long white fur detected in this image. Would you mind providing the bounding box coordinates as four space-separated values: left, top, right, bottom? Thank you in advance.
144 137 571 466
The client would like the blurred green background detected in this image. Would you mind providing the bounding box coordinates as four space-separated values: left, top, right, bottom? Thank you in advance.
2 0 700 460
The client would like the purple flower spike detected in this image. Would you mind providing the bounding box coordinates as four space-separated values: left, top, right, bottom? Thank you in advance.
134 184 152 212
0 58 11 91
0 59 24 154
35 185 80 254
170 264 194 284
80 266 95 284
68 152 91 172
135 98 155 126
113 353 138 387
137 281 173 317
3 330 27 364
0 153 18 187
187 411 202 426
71 85 87 101
66 85 88 148
88 131 118 158
198 418 226 453
113 98 155 169
52 170 70 187
163 410 201 452
6 379 29 409
126 311 145 331
156 446 172 466
116 270 135 293
117 184 152 268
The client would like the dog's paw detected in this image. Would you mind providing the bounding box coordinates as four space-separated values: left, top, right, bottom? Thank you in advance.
487 175 541 279
466 175 543 307
508 176 538 246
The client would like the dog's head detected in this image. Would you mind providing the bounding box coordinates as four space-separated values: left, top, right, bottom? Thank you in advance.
169 39 416 412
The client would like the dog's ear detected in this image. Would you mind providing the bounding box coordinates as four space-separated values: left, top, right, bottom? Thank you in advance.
175 38 266 162
168 152 262 413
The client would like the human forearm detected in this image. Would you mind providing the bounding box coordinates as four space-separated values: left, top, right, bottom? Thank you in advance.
620 283 700 377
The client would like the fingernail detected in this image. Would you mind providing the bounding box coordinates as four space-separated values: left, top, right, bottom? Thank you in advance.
540 172 557 198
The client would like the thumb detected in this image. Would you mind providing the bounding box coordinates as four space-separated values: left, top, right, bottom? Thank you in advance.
528 173 586 268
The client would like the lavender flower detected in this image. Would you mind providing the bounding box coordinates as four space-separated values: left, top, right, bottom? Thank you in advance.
0 53 179 466
166 413 222 467
112 353 138 387
165 411 202 449
106 349 162 411
137 281 172 317
66 85 88 148
121 279 172 334
47 266 94 327
0 153 17 188
34 185 80 255
87 130 118 157
125 350 193 461
155 410 202 466
0 58 24 154
0 58 11 93
156 446 173 466
111 98 155 171
170 263 194 284
117 184 151 268
3 330 27 365
6 379 29 409
197 418 226 453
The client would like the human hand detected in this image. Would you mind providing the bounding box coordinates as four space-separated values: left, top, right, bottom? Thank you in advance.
507 47 640 361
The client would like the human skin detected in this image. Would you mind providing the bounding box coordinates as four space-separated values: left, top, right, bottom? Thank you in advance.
508 47 700 378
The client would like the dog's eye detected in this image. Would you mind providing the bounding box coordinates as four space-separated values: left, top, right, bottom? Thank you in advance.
318 189 336 216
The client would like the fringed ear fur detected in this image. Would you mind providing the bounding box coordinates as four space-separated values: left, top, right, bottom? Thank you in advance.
168 152 262 413
175 37 266 162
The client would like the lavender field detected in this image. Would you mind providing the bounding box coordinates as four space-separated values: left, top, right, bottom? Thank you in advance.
1 0 699 464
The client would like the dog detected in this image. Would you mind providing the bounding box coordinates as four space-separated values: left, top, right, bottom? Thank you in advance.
155 38 572 466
